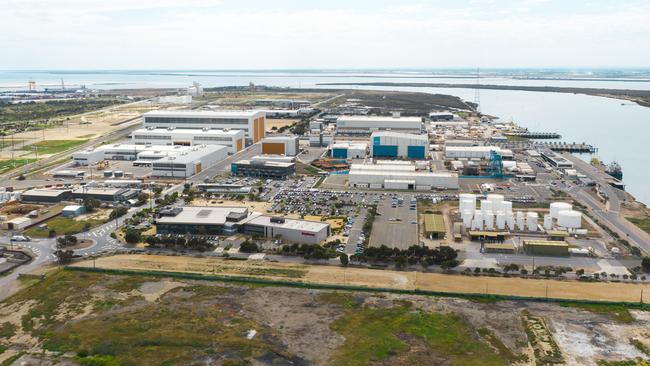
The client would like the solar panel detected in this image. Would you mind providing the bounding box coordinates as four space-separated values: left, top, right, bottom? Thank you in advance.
196 209 212 218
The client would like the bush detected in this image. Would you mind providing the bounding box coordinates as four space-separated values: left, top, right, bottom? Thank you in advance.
239 240 259 253
124 229 141 244
339 253 349 266
642 257 650 273
108 207 128 221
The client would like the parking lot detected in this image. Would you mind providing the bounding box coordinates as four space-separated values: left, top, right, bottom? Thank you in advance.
369 194 418 249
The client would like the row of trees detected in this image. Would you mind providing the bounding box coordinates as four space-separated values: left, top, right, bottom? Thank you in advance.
352 245 459 269
280 243 338 260
145 235 213 251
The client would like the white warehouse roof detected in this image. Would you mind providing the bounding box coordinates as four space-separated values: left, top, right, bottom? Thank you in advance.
144 110 264 119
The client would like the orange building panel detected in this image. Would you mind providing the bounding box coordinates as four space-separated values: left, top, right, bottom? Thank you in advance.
236 138 243 152
262 142 285 155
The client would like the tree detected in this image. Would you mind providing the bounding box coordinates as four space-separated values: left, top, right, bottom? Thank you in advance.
642 257 650 273
109 206 128 220
48 229 57 238
339 253 349 266
57 234 78 249
124 229 141 244
54 249 74 264
239 240 259 253
83 198 101 213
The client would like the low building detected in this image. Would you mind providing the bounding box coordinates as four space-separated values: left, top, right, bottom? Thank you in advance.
348 163 458 190
72 149 104 166
336 115 422 135
21 189 72 203
52 170 85 179
156 206 250 235
196 184 252 195
2 217 31 230
151 145 229 178
483 243 516 254
540 149 573 169
429 112 455 121
370 131 428 159
261 136 300 156
62 205 86 217
231 159 295 179
240 214 330 244
308 133 333 147
422 214 445 239
72 187 139 202
523 240 569 256
131 127 245 153
331 141 367 159
445 146 511 160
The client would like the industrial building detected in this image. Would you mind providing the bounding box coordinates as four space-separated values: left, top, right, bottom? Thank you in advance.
336 115 422 135
231 159 295 179
348 163 459 190
523 240 569 256
429 112 455 121
72 187 140 202
151 145 229 178
540 149 574 169
196 184 252 195
143 110 266 143
261 136 300 156
95 144 187 162
3 217 31 231
308 133 334 147
254 99 311 108
370 131 428 159
331 141 367 159
21 189 72 203
240 214 330 244
444 146 512 160
155 206 330 244
72 149 104 166
62 205 85 217
422 214 446 239
131 127 245 153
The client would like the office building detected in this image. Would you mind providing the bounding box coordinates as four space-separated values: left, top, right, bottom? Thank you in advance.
231 159 295 179
240 214 330 245
143 110 266 143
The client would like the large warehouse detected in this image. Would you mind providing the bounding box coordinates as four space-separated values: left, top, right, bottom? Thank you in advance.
131 127 244 153
93 144 187 162
348 163 459 190
444 146 512 160
331 141 367 159
21 189 72 203
143 110 266 143
336 115 422 134
261 136 299 156
151 145 229 177
155 206 330 244
370 131 428 159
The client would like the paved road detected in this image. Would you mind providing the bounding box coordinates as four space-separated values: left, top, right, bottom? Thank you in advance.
563 154 650 254
345 209 367 255
189 143 261 183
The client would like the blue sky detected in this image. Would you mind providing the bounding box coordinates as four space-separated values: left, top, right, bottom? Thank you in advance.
1 0 649 69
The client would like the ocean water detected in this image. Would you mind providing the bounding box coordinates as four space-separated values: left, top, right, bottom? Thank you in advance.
1 69 649 205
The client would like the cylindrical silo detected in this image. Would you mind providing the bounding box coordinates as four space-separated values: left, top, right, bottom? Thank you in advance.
480 200 493 215
484 210 494 230
487 194 504 212
550 202 572 219
516 211 525 231
472 211 483 230
527 212 538 232
506 213 515 230
558 210 582 229
462 210 473 227
502 201 512 214
460 199 475 213
496 212 506 230
543 214 552 230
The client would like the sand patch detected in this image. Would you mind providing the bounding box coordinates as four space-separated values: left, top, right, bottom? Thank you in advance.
139 281 186 302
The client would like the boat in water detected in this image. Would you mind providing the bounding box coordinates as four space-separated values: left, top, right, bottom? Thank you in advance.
605 161 623 181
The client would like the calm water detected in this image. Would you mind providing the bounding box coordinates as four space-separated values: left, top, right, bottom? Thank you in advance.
1 70 649 205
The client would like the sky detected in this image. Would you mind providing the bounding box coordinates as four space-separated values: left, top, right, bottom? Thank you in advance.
1 0 649 70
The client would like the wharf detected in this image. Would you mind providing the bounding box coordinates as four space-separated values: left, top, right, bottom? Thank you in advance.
505 132 561 139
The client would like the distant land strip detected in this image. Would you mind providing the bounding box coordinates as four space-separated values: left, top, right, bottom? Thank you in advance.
317 82 650 108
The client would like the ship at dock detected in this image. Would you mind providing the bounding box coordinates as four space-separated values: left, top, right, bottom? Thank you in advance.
605 161 623 181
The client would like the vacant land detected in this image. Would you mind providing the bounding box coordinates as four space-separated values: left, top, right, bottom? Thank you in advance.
0 98 125 125
24 216 105 237
25 139 89 155
2 269 650 365
74 254 650 303
0 159 36 174
628 217 650 236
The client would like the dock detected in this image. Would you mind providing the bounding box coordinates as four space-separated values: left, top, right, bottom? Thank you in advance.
544 142 597 153
504 132 561 139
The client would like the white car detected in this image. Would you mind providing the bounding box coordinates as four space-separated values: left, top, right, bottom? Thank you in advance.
10 235 31 242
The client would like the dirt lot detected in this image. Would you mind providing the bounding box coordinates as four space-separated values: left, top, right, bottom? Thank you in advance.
2 267 650 365
75 254 650 303
265 118 298 131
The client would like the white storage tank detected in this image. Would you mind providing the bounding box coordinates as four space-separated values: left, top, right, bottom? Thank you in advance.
527 212 539 232
558 210 582 229
502 201 512 214
484 210 494 230
496 211 506 230
506 213 515 230
460 198 475 212
516 211 525 231
462 210 473 227
480 200 493 215
472 211 483 230
550 202 572 219
487 194 504 212
543 214 552 230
